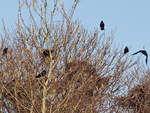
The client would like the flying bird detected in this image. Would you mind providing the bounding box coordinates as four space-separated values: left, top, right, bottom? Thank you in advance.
2 48 8 55
36 70 47 78
132 50 148 64
100 21 105 30
124 46 129 54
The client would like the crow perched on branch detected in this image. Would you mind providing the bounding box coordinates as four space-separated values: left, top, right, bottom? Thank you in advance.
132 50 148 65
43 49 50 56
36 70 47 78
100 21 105 30
2 48 8 55
124 46 129 54
42 49 54 57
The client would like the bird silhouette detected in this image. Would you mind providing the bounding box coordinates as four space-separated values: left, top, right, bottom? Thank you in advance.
100 21 105 30
43 49 49 56
124 46 129 54
2 48 8 55
43 49 54 57
36 70 47 78
132 50 148 64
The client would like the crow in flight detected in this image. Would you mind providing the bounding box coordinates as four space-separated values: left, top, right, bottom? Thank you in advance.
132 50 148 64
36 70 47 78
2 48 8 55
100 21 105 30
124 46 129 54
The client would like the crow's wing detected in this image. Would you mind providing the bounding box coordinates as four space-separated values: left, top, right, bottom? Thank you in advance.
132 51 140 55
133 50 148 65
146 56 148 64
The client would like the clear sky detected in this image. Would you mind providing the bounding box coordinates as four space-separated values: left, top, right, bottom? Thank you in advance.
0 0 18 29
0 0 150 64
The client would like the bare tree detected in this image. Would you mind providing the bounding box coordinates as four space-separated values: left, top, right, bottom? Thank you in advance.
0 0 148 113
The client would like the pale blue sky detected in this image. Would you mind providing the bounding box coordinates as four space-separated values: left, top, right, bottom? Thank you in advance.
0 0 150 64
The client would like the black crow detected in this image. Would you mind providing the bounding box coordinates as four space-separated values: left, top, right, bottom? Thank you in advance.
36 70 47 78
43 49 54 57
124 46 129 54
100 21 105 30
132 50 148 64
2 48 8 55
43 49 49 56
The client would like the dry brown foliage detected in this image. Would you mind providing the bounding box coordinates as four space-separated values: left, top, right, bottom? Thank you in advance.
0 0 149 113
115 72 150 113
